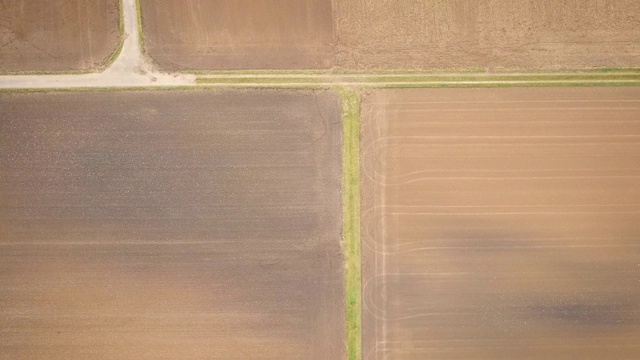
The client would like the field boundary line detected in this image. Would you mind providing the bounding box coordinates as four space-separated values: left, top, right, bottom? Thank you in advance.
195 73 640 89
135 0 145 53
340 88 362 360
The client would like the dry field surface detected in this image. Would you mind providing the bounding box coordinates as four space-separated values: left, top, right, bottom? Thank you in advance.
0 90 344 359
334 0 640 70
139 0 333 70
0 0 120 72
140 0 640 70
361 87 640 359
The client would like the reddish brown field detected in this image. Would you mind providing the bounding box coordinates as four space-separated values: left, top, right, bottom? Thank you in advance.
361 87 640 359
0 90 344 359
0 0 120 72
140 0 640 70
139 0 333 70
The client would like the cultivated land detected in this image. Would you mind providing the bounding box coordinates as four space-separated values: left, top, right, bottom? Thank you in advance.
0 90 344 360
139 0 333 70
0 0 120 73
361 87 640 359
137 0 640 71
335 0 640 70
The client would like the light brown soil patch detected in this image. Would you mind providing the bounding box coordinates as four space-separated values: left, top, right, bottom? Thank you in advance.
0 90 344 359
361 87 640 359
0 0 120 72
139 0 333 70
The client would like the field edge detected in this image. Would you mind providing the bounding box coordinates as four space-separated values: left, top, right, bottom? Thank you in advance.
135 0 145 53
339 88 362 360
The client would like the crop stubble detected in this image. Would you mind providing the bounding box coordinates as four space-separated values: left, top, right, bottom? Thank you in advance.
361 87 640 359
0 0 120 72
0 90 344 359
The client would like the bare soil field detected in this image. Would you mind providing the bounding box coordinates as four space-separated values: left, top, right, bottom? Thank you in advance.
335 0 640 70
0 90 344 359
361 87 640 359
0 0 120 73
139 0 639 71
139 0 333 70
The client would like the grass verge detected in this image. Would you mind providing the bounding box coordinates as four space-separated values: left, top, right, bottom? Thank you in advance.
135 0 145 53
339 88 362 360
100 0 126 69
197 73 640 86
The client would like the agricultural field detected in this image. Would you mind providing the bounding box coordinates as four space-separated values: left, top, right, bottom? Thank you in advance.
334 0 640 70
138 0 640 71
0 0 121 73
361 87 640 359
139 0 333 70
0 90 344 360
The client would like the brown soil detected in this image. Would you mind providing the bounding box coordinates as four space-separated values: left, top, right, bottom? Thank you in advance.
336 0 640 70
0 90 344 360
0 0 120 73
139 0 333 70
139 0 640 71
361 87 640 359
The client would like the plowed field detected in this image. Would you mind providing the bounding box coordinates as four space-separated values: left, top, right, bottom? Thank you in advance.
361 87 640 359
0 90 344 360
140 0 640 70
139 0 333 70
0 0 120 72
334 0 640 70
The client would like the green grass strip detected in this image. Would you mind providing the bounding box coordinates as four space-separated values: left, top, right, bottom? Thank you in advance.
99 36 124 71
196 77 327 84
197 73 640 85
339 88 362 360
135 0 145 53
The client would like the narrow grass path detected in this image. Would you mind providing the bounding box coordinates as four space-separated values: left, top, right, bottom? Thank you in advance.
196 72 640 89
339 88 362 360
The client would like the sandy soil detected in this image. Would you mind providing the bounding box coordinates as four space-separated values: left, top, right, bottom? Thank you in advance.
361 87 640 359
0 0 120 72
0 90 344 360
139 0 333 70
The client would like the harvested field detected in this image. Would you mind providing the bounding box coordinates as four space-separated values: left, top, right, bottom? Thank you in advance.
0 90 344 360
139 0 640 71
0 0 120 72
361 87 640 359
139 0 333 70
335 0 640 70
